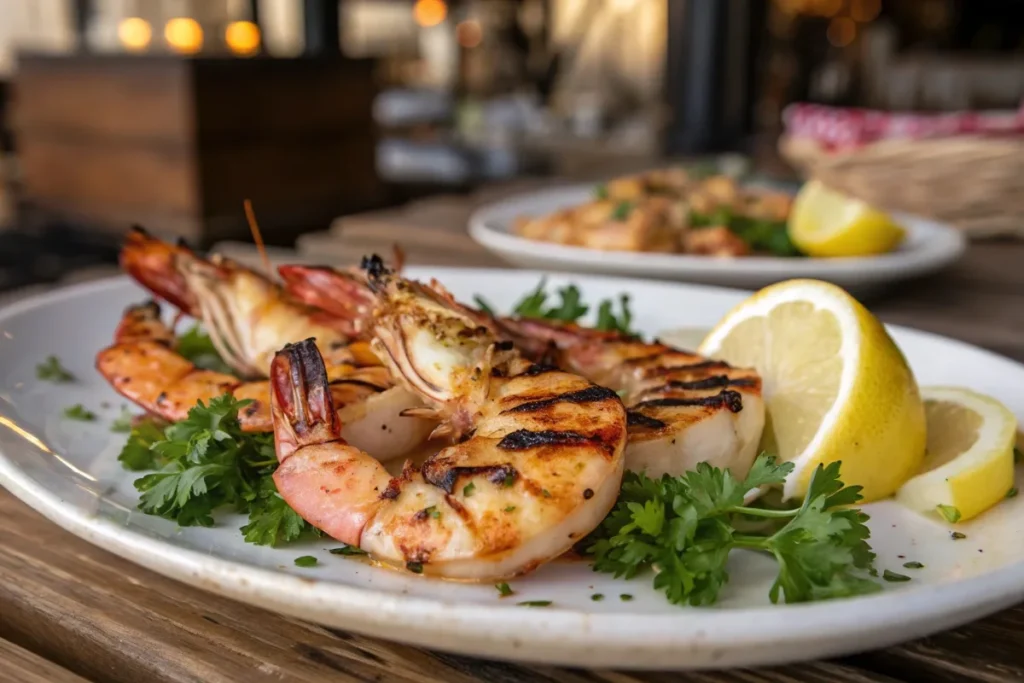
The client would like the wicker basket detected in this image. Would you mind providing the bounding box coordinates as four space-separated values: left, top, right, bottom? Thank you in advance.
779 105 1024 239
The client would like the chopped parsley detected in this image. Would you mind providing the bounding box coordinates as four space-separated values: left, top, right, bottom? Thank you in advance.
594 184 609 200
36 355 75 382
495 582 514 597
474 278 635 336
690 208 802 257
882 570 911 583
294 556 318 568
63 404 96 421
517 600 552 607
117 394 316 547
936 504 961 523
590 593 604 601
619 594 633 601
584 454 879 606
610 201 634 221
110 406 135 433
406 561 424 574
950 531 967 540
330 545 367 556
902 561 924 569
463 482 476 497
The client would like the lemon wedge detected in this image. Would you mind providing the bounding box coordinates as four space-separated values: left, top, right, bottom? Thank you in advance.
896 387 1017 523
698 279 926 502
789 180 905 257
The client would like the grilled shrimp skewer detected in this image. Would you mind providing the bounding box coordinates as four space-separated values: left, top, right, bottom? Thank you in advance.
96 301 433 458
496 318 765 480
271 266 627 580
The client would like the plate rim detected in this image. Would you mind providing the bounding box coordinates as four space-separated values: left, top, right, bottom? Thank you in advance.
0 272 1022 670
468 183 967 279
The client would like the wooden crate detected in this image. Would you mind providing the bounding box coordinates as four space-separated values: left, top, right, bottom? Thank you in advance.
12 53 382 246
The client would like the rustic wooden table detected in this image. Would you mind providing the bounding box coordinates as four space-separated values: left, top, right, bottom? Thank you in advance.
2 181 1024 682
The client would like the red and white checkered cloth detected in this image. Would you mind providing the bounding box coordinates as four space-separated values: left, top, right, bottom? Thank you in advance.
782 102 1024 151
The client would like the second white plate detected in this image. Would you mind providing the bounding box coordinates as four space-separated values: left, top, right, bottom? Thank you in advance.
469 184 966 292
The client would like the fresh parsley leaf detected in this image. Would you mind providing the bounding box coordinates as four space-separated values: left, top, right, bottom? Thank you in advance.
544 285 588 323
463 482 476 497
176 325 233 374
512 278 549 318
950 531 967 540
594 295 633 335
936 504 961 523
63 404 96 421
690 210 803 257
330 545 367 556
517 600 552 607
473 295 495 317
406 561 424 574
117 417 169 471
902 561 924 569
1008 487 1018 499
110 406 135 433
294 555 318 568
37 355 75 382
594 184 609 200
585 454 879 607
495 582 514 597
590 593 604 601
882 569 911 583
241 472 317 547
619 594 633 601
611 201 634 221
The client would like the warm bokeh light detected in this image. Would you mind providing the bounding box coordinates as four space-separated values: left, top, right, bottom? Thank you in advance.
827 16 857 46
413 0 447 27
165 17 203 54
225 20 261 56
118 17 152 52
851 0 881 22
815 0 842 17
456 20 482 48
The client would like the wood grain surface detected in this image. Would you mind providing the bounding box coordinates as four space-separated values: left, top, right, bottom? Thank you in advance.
3 184 1024 682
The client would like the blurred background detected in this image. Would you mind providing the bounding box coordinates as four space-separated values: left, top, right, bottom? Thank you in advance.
0 0 1022 289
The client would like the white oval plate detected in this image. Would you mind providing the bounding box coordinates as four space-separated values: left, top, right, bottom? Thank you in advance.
469 184 967 292
0 269 1021 671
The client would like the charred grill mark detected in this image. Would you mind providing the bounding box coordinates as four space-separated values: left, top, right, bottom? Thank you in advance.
659 360 731 375
635 389 744 413
623 349 675 365
521 363 559 377
498 429 594 451
504 385 618 414
328 378 387 392
658 375 758 391
421 462 517 494
626 410 667 429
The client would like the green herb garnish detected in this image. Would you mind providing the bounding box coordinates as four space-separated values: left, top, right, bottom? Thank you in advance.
118 395 316 546
619 594 633 601
950 531 967 540
1007 487 1018 499
63 404 96 421
690 210 803 257
37 355 75 382
504 505 516 512
936 504 961 523
517 600 552 607
496 582 514 597
330 545 367 556
110 406 135 433
585 454 879 606
463 482 476 497
294 555 318 568
477 279 635 336
902 561 924 569
176 325 233 374
611 201 634 221
882 570 911 583
594 295 633 335
407 561 424 574
591 593 604 601
473 295 495 317
594 184 609 200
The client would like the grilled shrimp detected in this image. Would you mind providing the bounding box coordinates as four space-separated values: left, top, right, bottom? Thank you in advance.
271 265 627 580
96 300 433 459
120 227 373 377
495 318 765 480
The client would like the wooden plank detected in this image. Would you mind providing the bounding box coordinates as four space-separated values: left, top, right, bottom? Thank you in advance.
0 638 92 683
0 490 898 683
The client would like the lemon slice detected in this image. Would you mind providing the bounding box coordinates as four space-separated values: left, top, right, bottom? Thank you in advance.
789 180 905 257
698 279 926 502
896 387 1017 523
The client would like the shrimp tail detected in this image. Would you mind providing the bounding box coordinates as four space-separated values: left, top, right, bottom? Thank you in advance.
114 300 177 345
120 226 202 317
270 338 341 461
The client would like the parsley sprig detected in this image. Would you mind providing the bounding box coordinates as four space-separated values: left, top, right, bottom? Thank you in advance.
475 278 634 335
176 325 234 374
118 394 316 546
690 208 802 257
585 454 879 606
